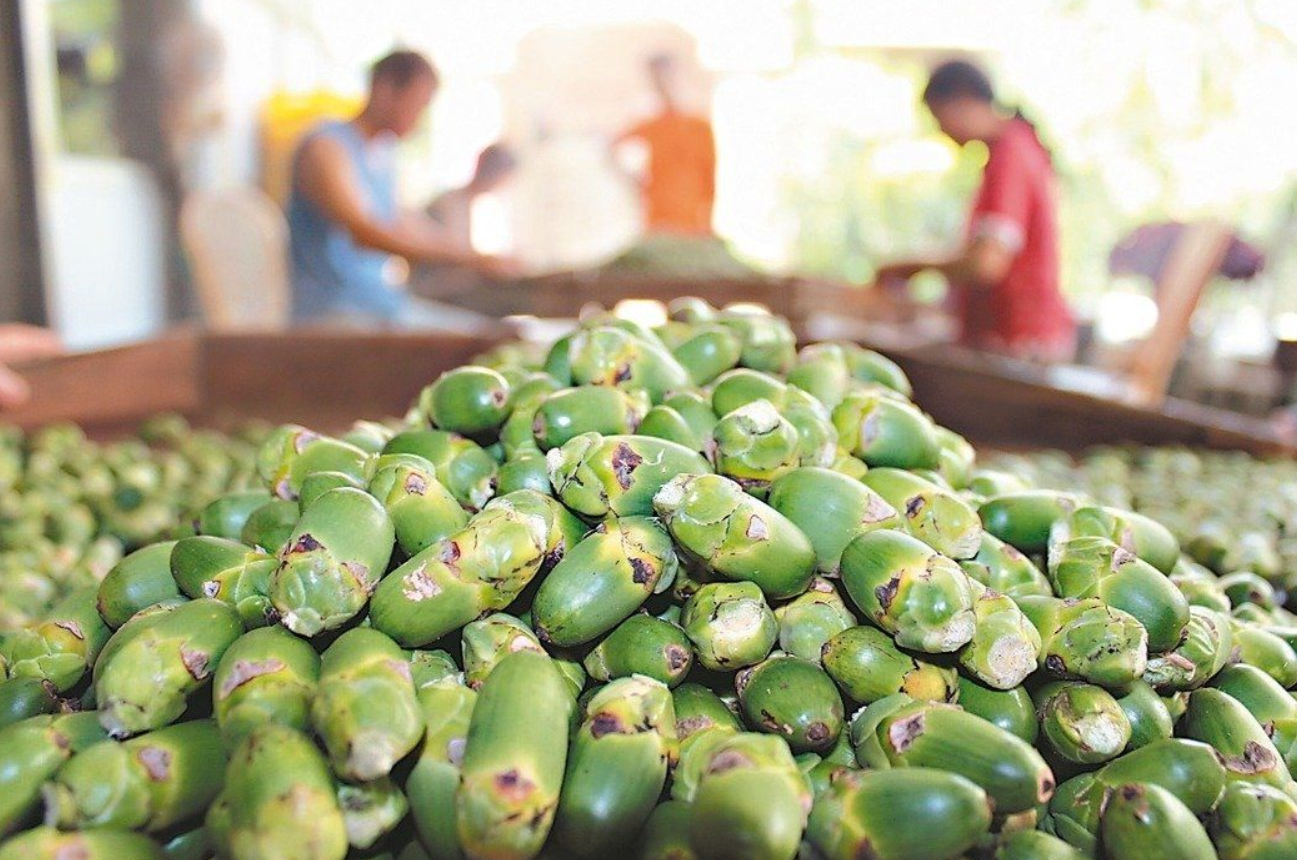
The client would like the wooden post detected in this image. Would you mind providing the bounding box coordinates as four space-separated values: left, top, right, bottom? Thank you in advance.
0 0 48 325
1125 220 1232 408
116 0 197 323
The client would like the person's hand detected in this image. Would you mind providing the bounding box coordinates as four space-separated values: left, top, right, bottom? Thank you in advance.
476 254 526 281
0 325 61 411
0 324 62 363
0 363 32 410
872 262 925 292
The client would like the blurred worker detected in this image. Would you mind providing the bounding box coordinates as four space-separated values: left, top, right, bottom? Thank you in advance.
415 143 519 299
0 325 63 410
875 60 1075 361
288 50 514 326
426 143 518 247
615 53 716 236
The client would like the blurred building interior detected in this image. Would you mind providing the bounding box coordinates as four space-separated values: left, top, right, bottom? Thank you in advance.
5 0 1297 414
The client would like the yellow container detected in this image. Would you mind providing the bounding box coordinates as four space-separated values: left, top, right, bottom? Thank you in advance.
259 90 363 205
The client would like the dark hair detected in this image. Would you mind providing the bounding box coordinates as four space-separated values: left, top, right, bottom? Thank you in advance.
370 50 437 91
923 59 995 106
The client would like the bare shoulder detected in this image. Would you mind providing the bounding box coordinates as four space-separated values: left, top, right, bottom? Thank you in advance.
298 133 348 176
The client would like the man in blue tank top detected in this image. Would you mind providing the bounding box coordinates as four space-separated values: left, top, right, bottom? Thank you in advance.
288 50 513 325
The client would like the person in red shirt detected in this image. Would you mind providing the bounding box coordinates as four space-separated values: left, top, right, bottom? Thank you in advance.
875 60 1076 361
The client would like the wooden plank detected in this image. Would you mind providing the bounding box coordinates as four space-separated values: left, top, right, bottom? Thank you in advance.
3 332 203 433
1126 221 1232 407
197 330 505 433
425 273 797 320
3 327 1290 457
0 0 48 325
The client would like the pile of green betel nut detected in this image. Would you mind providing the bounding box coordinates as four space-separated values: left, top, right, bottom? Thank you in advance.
0 416 265 629
2 298 1296 860
997 446 1297 594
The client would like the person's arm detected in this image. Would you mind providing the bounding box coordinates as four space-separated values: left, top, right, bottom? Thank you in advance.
876 237 1014 287
297 135 504 272
876 136 1029 291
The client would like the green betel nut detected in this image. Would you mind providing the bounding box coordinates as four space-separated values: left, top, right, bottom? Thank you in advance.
369 501 550 647
367 455 469 557
455 650 575 860
1099 782 1216 860
821 625 958 706
773 577 857 664
831 389 941 470
1 586 111 692
686 732 811 860
311 627 423 782
337 777 408 850
382 430 499 512
1113 678 1174 750
531 516 677 647
706 399 800 497
206 725 347 860
407 681 476 860
960 532 1052 598
583 614 694 688
212 625 320 750
95 541 182 628
805 767 992 860
255 425 368 501
418 366 512 438
44 719 226 833
1095 738 1227 815
839 529 977 653
548 433 709 519
553 676 677 859
672 682 743 740
170 536 277 629
957 584 1041 690
1141 605 1231 691
737 653 845 753
0 828 164 860
654 473 815 600
1018 595 1149 688
850 695 1055 814
1047 536 1188 651
861 467 983 559
957 677 1038 743
269 487 395 637
1034 681 1132 765
93 598 243 737
672 324 742 386
978 490 1078 554
532 386 649 451
1209 782 1297 860
460 613 544 689
0 712 107 838
1181 688 1291 788
566 325 690 403
681 581 778 671
767 467 899 576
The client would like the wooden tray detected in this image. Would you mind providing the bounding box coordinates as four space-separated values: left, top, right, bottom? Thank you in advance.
4 328 502 436
4 325 1291 456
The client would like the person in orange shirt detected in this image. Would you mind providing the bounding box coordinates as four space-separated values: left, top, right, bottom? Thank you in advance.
615 53 716 236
